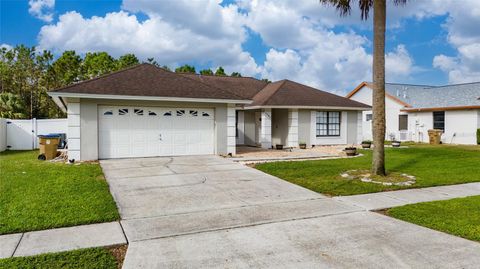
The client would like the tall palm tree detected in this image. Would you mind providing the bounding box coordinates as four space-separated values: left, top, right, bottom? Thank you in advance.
320 0 407 176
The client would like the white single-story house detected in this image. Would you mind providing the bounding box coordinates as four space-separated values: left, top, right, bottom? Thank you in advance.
48 64 370 161
347 81 480 145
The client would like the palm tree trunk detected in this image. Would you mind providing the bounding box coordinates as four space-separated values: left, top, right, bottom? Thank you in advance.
372 0 386 176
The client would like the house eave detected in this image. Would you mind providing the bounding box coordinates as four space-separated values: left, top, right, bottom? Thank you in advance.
402 105 480 112
242 105 370 111
47 92 252 105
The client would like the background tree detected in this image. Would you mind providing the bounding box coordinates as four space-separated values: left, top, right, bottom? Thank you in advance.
82 52 116 79
49 51 82 88
146 57 160 67
161 65 171 71
320 0 407 176
200 69 213 75
117 53 139 70
230 72 242 77
0 92 27 119
175 64 196 73
0 46 249 119
214 66 226 76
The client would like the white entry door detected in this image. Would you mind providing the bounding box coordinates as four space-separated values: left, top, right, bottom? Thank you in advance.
98 106 215 159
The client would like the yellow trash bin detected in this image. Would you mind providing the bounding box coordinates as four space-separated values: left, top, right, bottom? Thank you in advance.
38 135 60 160
427 129 443 145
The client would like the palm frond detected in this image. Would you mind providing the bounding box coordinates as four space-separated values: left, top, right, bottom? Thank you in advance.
320 0 352 17
321 0 408 20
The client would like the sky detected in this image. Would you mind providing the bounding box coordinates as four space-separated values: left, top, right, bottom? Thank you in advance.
1 0 480 95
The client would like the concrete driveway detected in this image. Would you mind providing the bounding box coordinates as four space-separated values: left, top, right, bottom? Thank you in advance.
100 156 480 268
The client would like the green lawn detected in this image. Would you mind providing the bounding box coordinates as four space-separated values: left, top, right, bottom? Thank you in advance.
0 151 119 235
255 144 480 196
0 247 118 269
387 196 480 242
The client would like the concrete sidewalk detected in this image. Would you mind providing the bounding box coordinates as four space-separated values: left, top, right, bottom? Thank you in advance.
334 182 480 210
0 222 126 259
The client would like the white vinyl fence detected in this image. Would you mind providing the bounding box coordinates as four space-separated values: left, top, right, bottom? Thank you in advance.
0 118 67 151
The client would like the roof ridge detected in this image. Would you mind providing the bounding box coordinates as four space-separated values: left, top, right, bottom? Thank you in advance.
50 63 150 92
385 82 435 87
175 69 248 100
181 72 263 82
254 80 287 105
427 81 480 88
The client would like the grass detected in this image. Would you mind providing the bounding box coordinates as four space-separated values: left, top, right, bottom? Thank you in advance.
387 196 480 242
0 150 120 235
255 144 480 196
0 247 118 269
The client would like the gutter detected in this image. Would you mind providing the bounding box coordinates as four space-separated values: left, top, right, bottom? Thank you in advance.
402 105 480 112
243 105 371 111
47 92 252 105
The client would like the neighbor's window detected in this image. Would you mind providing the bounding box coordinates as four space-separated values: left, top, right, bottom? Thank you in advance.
433 111 445 131
134 109 144 116
398 115 408 131
366 113 372 121
316 111 341 137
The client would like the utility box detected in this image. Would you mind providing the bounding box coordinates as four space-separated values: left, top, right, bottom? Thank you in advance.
38 135 60 160
428 129 443 145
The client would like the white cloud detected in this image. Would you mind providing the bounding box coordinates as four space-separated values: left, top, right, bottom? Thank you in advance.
38 5 260 76
386 44 413 79
37 0 418 93
1 44 13 50
405 0 480 83
28 0 55 23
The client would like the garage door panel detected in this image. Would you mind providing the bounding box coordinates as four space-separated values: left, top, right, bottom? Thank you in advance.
99 105 214 159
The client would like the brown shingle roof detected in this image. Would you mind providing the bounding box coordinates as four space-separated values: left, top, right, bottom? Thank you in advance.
51 63 248 100
180 73 268 99
51 64 369 109
249 80 370 108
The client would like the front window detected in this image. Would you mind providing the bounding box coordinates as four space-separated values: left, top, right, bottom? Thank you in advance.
433 111 445 131
316 111 341 137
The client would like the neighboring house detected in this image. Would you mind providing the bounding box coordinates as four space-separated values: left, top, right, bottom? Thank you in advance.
347 81 480 145
48 64 369 161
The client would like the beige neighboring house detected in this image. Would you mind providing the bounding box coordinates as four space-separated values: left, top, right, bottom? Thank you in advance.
48 63 370 161
347 81 480 145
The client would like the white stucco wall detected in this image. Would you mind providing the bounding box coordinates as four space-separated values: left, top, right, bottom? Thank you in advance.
298 110 311 147
67 99 81 161
444 110 478 145
408 110 479 145
407 112 433 143
349 86 407 141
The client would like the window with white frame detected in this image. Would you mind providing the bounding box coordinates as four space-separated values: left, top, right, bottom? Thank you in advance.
316 111 341 137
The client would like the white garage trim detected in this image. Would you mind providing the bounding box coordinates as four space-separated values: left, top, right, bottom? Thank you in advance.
98 105 215 159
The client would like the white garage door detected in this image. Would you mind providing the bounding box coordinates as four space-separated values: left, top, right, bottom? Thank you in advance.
98 106 215 159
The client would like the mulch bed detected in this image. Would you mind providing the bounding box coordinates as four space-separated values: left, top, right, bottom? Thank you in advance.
107 245 128 269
